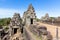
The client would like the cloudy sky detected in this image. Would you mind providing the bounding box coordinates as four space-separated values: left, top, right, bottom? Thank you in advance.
0 0 60 18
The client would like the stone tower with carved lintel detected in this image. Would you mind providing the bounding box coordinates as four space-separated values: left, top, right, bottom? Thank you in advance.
10 13 21 36
23 4 36 26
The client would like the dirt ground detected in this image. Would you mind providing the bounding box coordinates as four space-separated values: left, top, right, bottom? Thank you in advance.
37 22 60 39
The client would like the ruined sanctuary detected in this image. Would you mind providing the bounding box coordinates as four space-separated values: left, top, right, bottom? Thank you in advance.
0 4 52 40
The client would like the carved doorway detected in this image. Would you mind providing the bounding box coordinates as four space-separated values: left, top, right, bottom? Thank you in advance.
31 18 33 24
14 28 18 34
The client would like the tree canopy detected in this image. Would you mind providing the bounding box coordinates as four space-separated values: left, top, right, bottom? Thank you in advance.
0 18 11 26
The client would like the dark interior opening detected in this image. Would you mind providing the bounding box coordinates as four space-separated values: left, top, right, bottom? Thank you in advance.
21 27 23 33
14 28 17 34
4 38 7 40
31 18 33 24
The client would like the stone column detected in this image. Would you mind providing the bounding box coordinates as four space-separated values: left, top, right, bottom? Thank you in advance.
56 27 58 40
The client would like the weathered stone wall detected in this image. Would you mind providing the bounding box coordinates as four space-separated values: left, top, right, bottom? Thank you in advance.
23 4 36 26
29 24 53 40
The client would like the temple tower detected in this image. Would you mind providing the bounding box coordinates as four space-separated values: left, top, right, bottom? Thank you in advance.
23 4 36 26
9 13 22 36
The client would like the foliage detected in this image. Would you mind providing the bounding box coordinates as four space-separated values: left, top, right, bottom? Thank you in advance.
36 18 40 22
0 18 11 26
50 17 55 19
4 26 9 31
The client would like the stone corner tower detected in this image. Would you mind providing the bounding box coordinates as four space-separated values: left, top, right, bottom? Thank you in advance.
23 4 36 26
9 13 22 36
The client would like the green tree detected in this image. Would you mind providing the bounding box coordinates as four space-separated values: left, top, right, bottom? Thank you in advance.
0 18 11 26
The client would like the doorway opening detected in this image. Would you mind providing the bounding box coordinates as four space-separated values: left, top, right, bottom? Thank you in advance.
31 18 33 24
21 27 23 33
14 28 18 34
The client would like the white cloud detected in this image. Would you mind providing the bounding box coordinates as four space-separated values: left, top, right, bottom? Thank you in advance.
0 8 60 19
0 8 20 18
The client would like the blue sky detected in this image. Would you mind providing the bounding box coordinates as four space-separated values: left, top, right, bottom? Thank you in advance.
0 0 60 18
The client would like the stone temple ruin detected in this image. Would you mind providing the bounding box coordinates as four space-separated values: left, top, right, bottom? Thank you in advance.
0 4 52 40
23 4 36 26
9 13 23 40
9 13 22 35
